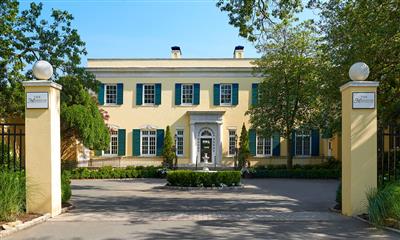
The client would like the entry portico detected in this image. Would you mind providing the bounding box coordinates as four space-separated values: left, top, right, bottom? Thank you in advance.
188 111 224 166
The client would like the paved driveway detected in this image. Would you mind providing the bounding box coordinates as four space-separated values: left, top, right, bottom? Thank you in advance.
5 179 400 239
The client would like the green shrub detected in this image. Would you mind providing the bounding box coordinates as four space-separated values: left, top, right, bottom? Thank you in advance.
64 166 163 179
367 182 400 226
61 173 72 204
247 168 340 179
0 169 26 221
167 170 241 187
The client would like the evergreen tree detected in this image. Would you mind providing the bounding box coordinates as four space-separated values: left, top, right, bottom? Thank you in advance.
162 126 175 169
238 123 250 169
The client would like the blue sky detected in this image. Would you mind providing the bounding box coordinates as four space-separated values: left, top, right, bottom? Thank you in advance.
19 0 318 65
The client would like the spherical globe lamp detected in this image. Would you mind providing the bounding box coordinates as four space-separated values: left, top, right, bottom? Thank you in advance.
349 62 370 81
32 60 53 80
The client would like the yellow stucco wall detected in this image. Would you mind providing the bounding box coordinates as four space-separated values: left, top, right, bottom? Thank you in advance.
89 58 333 166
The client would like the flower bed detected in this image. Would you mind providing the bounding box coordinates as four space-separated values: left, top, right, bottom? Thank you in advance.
167 170 241 187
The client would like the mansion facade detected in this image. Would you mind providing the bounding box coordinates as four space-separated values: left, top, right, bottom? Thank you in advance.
87 46 340 167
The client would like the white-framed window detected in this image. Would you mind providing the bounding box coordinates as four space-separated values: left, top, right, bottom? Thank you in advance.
256 135 272 156
176 129 184 156
295 130 311 156
103 129 118 156
181 84 193 105
220 84 232 105
141 130 156 156
143 84 155 105
105 84 117 104
228 129 236 156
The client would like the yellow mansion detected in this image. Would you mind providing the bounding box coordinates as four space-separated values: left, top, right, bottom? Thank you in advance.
87 46 339 167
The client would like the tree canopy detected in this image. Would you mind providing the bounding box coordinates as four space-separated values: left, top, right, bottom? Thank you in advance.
0 0 109 156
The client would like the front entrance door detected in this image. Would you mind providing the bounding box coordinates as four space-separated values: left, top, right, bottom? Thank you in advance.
200 138 212 163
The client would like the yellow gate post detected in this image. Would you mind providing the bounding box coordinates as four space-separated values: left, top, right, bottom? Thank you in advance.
23 61 62 217
340 62 379 216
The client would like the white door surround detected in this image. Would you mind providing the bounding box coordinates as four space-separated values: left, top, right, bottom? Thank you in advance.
188 111 225 166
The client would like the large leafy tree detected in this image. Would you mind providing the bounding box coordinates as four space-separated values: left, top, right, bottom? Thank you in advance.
0 1 109 157
248 19 322 168
314 0 400 126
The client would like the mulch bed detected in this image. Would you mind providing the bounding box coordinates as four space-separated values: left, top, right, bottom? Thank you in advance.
1 213 41 231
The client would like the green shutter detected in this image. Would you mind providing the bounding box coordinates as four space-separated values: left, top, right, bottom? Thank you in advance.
132 129 141 156
194 83 200 105
175 83 181 105
118 129 126 156
311 129 320 156
291 131 296 156
156 129 165 156
232 83 239 105
136 84 143 105
272 132 280 156
155 83 162 105
98 84 105 105
117 83 124 105
252 83 259 106
213 84 220 106
249 129 256 156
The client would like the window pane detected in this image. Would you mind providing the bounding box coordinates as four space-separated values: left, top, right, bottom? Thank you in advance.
182 84 193 104
296 135 303 156
264 138 271 155
220 84 232 104
104 129 118 155
144 85 155 104
257 136 264 155
176 129 184 156
106 85 117 104
303 135 311 156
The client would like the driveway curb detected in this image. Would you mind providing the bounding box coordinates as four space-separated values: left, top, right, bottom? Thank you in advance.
0 205 73 238
354 216 400 235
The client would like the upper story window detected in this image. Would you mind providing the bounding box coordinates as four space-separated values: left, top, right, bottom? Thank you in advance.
228 129 237 156
220 84 232 105
176 129 184 156
103 129 118 155
141 130 156 156
295 130 311 156
181 84 193 105
105 84 117 104
143 84 155 105
256 135 272 157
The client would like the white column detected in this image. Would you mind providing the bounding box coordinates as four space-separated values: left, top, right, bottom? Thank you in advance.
217 122 223 165
190 123 196 164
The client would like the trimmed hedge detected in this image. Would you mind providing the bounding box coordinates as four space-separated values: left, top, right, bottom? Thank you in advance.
167 170 241 187
61 173 72 204
64 166 164 179
246 169 340 179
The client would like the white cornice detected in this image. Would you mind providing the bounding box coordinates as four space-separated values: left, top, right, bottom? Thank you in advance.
22 80 62 90
340 81 379 92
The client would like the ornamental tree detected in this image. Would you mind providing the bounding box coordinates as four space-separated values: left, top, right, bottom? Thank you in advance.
238 123 250 169
162 126 175 169
247 19 322 169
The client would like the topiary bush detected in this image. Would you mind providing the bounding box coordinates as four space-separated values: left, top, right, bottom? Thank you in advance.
166 170 241 187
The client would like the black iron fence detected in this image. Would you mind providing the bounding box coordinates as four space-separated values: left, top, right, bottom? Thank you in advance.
0 123 25 171
377 126 400 186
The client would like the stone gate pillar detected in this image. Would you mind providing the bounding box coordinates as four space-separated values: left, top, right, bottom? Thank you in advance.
23 61 62 217
340 62 379 216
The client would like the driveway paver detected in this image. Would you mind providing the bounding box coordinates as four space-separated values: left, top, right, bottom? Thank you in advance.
4 178 400 240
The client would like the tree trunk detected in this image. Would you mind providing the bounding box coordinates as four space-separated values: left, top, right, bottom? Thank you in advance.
286 133 293 169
